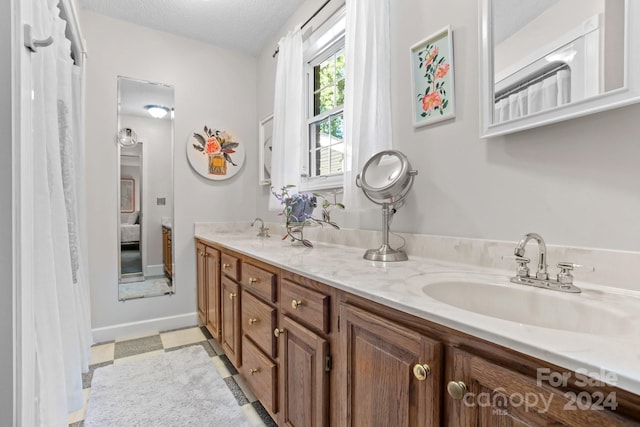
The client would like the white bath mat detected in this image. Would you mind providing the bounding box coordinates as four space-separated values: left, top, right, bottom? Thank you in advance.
84 345 251 426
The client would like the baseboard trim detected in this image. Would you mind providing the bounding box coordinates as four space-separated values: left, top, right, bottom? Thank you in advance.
91 312 199 343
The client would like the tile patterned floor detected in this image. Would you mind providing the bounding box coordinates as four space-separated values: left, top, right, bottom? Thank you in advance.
68 326 277 427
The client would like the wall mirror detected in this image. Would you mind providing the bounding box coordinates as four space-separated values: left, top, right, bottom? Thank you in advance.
117 76 175 300
480 0 640 137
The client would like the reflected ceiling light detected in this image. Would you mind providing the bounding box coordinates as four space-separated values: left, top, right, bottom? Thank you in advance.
144 104 170 119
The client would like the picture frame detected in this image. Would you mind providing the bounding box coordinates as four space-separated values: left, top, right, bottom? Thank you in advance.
120 178 135 213
410 25 456 127
258 114 273 185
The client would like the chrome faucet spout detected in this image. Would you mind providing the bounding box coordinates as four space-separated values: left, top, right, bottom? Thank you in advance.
514 232 547 279
251 217 270 238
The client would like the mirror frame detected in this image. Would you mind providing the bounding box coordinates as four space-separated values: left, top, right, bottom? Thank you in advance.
480 0 640 137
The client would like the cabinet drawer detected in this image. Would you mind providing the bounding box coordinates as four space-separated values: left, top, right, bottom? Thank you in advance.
281 279 330 334
221 253 240 281
242 263 276 302
242 290 277 358
241 337 278 415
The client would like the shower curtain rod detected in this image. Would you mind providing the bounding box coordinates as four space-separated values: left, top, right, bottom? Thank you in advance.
272 0 332 58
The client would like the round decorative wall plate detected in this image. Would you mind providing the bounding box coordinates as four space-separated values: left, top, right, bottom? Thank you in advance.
187 126 245 180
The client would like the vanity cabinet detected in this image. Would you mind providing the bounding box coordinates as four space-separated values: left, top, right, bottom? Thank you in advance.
445 348 636 427
239 260 281 417
277 276 333 427
221 275 242 367
195 240 221 340
194 237 640 426
338 303 442 427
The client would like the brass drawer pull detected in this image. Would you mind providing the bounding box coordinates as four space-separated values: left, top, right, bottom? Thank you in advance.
222 263 231 268
273 328 284 338
248 318 258 325
447 381 467 400
248 277 259 284
229 292 237 300
412 364 431 381
249 368 260 375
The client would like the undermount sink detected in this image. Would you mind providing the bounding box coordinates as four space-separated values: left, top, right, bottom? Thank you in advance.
422 276 633 336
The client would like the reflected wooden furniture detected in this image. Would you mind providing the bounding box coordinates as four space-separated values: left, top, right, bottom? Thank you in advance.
162 226 172 279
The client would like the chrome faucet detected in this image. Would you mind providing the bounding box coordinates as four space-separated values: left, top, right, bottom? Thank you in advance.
251 217 270 238
510 233 581 293
514 232 548 280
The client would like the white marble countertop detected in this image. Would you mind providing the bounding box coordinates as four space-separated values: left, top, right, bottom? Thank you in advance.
195 229 640 396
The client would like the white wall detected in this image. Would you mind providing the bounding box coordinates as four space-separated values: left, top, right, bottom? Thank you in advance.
82 10 258 334
1 0 14 422
256 0 640 253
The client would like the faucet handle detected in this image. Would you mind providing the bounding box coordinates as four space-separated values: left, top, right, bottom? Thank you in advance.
502 255 531 277
514 256 530 277
556 262 577 285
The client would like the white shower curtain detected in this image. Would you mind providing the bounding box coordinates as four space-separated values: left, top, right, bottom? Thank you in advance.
342 0 393 210
31 0 91 424
269 26 304 210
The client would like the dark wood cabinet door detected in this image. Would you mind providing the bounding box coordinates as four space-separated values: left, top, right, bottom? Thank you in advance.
339 303 442 427
195 240 206 325
204 246 220 340
445 348 637 427
221 276 241 367
279 315 329 427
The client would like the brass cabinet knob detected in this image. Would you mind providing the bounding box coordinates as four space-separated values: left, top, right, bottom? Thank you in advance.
248 277 258 284
199 252 204 257
248 318 258 325
229 292 237 300
273 328 284 338
447 381 468 400
222 263 231 268
249 368 260 375
412 364 431 381
291 299 303 309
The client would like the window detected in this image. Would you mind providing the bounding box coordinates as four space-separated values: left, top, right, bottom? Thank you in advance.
301 9 346 191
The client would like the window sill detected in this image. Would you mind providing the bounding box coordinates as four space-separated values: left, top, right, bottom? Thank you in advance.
299 174 343 192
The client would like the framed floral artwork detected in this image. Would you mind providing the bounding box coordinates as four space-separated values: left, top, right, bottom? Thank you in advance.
410 26 455 127
187 126 245 180
258 114 273 185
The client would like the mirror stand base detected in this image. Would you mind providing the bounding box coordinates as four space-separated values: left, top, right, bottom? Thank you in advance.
363 245 408 262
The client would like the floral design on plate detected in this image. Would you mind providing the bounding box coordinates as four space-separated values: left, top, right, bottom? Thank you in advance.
187 126 245 180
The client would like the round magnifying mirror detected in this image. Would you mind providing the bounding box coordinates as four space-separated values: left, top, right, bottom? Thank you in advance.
356 150 418 262
360 151 413 202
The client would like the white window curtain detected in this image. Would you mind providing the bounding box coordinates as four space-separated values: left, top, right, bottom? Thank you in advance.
342 0 393 211
31 0 92 424
269 25 305 210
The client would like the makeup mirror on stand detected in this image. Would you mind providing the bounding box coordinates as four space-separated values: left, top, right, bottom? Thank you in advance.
356 150 418 262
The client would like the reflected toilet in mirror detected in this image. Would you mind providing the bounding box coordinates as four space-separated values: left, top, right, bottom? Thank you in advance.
117 76 175 300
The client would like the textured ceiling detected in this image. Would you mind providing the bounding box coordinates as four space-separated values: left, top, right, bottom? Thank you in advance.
79 0 306 56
